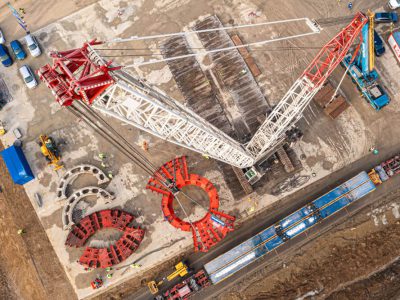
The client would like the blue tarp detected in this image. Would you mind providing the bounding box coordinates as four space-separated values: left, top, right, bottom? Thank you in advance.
1 145 34 185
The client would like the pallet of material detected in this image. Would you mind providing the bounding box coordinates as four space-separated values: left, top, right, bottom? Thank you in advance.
323 95 349 119
231 34 261 77
313 83 334 108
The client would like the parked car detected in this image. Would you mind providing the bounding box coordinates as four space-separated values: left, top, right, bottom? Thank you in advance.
24 34 41 57
374 30 386 56
375 12 398 23
19 65 38 89
388 0 400 9
10 40 27 60
0 44 13 67
0 29 5 44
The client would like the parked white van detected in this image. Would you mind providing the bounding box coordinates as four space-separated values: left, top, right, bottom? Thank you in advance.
24 34 41 57
19 65 38 89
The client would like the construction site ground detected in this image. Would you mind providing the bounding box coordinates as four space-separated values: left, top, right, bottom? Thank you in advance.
215 178 400 300
0 0 399 299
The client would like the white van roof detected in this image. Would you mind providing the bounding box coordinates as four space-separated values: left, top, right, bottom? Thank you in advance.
19 65 31 77
25 34 35 44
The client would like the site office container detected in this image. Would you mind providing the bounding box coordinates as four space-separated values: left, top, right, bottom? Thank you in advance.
0 145 34 185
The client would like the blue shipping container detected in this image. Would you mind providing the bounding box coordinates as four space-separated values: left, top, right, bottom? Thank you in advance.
1 145 34 185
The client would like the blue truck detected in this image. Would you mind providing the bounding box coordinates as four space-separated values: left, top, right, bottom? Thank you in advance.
341 17 390 110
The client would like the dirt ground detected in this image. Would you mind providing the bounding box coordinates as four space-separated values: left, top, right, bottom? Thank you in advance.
216 188 400 300
0 0 97 39
0 143 74 300
0 0 399 299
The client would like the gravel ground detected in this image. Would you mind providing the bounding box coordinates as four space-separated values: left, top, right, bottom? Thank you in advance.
217 188 400 300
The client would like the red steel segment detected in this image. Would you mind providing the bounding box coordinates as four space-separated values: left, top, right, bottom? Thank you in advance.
79 227 145 268
303 12 368 89
147 156 235 252
65 209 144 269
162 270 211 299
66 209 134 247
37 40 118 106
381 154 400 177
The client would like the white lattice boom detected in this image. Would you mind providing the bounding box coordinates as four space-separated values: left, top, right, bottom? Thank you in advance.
92 69 255 168
38 13 367 170
245 76 318 158
246 12 367 160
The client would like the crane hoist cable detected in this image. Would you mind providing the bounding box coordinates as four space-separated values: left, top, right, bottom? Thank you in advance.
121 31 320 68
328 33 364 104
68 102 211 223
103 17 313 44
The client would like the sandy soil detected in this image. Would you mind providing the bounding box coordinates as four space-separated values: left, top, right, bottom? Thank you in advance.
216 188 400 300
0 0 399 299
0 143 74 300
0 0 98 39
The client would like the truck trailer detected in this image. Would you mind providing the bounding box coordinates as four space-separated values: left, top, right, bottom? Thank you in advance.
155 152 400 299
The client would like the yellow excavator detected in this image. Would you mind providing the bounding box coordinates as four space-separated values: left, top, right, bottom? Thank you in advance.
39 134 63 171
148 261 189 294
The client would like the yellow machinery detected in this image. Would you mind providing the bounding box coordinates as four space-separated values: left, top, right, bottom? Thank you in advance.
148 261 189 294
0 121 5 135
367 10 375 72
39 135 63 171
368 169 382 185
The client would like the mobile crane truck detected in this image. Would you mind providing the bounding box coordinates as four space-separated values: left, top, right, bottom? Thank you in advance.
342 11 390 110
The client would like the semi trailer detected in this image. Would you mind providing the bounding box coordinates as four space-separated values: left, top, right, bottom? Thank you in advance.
154 152 400 299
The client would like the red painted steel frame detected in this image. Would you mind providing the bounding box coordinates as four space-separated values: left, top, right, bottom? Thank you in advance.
303 12 368 89
37 40 119 106
147 157 235 252
65 209 145 269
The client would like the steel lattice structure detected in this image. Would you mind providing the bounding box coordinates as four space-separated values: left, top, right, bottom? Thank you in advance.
246 12 368 159
39 13 368 169
90 63 255 168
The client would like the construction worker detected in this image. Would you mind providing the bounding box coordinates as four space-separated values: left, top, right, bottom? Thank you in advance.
142 141 149 152
106 273 113 279
348 2 353 10
19 8 26 15
17 229 26 235
107 171 113 179
105 267 113 272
